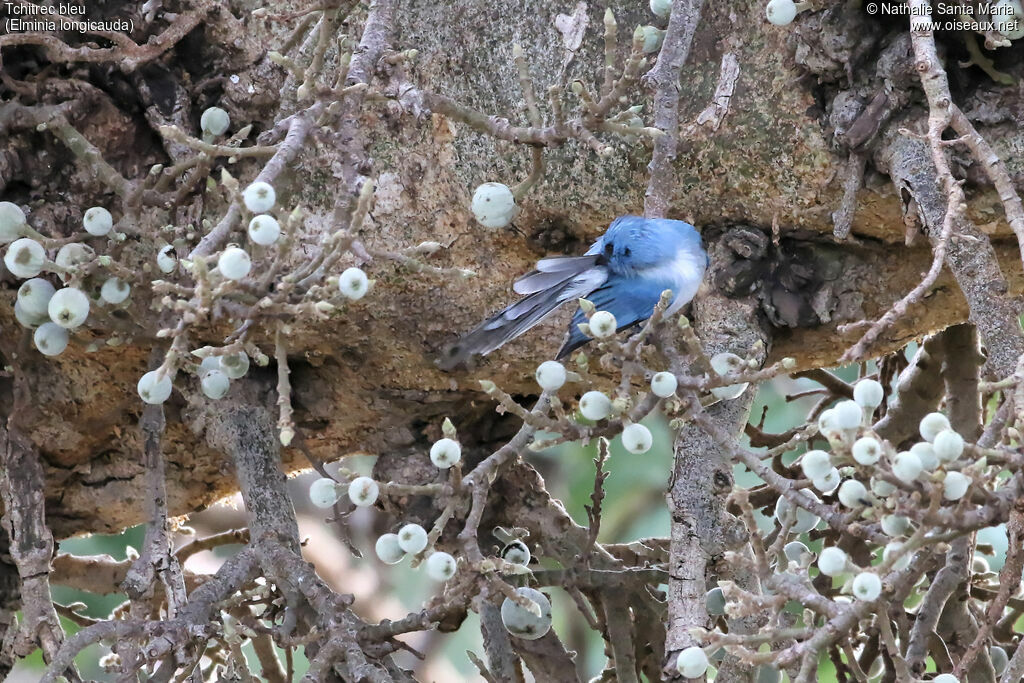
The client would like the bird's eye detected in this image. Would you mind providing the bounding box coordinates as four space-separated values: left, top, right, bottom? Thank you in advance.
623 247 631 257
604 243 614 256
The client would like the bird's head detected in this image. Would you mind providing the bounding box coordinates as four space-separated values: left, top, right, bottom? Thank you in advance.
594 215 703 276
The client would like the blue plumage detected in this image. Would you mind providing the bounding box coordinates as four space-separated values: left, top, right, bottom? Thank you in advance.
442 215 708 367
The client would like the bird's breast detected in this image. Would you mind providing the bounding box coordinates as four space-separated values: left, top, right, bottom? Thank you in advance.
635 249 707 315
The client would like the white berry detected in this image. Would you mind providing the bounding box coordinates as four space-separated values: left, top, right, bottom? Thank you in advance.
883 541 912 570
881 514 910 537
640 26 665 53
219 351 250 379
17 278 55 317
157 244 177 273
338 267 369 300
199 356 221 376
853 379 884 408
800 449 833 480
675 646 709 678
430 438 462 469
932 675 959 683
817 547 848 576
375 533 405 564
425 551 457 581
990 646 1009 676
709 352 748 400
243 181 276 212
579 391 612 421
348 476 379 506
218 247 251 281
650 0 672 17
910 442 939 471
55 243 94 271
398 523 428 554
871 477 896 497
933 429 964 462
200 106 231 136
621 423 653 454
48 287 90 329
852 572 881 601
995 0 1024 38
247 214 281 245
14 301 46 328
471 182 516 229
919 412 951 442
201 369 230 399
833 400 863 430
818 409 838 435
852 437 882 466
309 477 340 508
501 540 531 566
100 277 131 304
33 322 69 356
837 479 869 508
83 207 113 236
892 451 923 484
4 238 45 278
774 493 820 533
589 310 617 338
0 201 26 242
650 371 677 398
535 360 567 391
705 587 726 615
765 0 797 25
784 541 809 562
138 370 173 404
942 471 970 501
501 587 552 640
812 467 841 493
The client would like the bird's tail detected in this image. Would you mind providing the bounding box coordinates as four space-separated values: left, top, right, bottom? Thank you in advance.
438 256 603 370
437 287 573 370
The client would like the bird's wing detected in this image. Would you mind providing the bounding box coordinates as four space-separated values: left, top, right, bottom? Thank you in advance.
556 276 669 359
439 264 608 368
513 255 603 294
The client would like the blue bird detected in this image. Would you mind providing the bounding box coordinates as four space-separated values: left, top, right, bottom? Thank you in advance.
442 215 708 367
